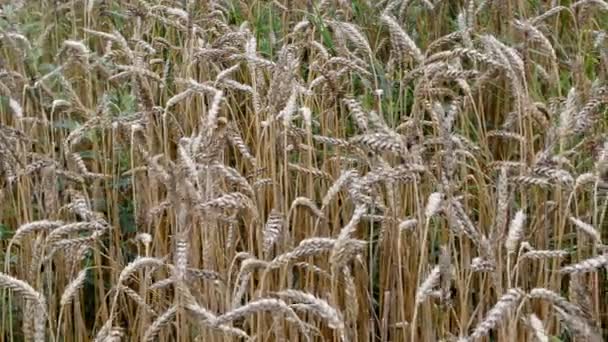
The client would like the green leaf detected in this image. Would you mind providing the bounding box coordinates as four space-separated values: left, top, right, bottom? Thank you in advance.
0 223 11 240
119 201 136 234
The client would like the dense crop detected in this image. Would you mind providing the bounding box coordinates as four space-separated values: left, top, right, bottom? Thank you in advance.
0 0 607 341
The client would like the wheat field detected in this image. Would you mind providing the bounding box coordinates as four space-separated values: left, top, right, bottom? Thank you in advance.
0 0 607 341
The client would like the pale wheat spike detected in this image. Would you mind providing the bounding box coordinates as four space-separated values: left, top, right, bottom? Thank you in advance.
143 306 177 342
530 6 569 25
215 298 309 338
288 163 333 180
560 254 608 274
335 205 367 242
174 234 189 281
62 39 89 55
526 314 548 342
469 288 524 339
293 19 311 33
569 274 593 320
10 220 64 243
552 306 603 342
117 257 165 286
200 192 253 211
486 130 525 143
293 262 332 280
559 87 578 137
150 278 175 290
528 288 586 318
439 245 452 303
571 0 608 11
120 286 156 316
331 206 368 269
165 88 194 109
136 233 152 247
276 289 345 330
424 192 443 221
521 250 569 260
444 199 483 246
569 217 602 243
102 327 124 342
0 272 44 302
46 221 105 244
329 238 367 271
220 79 254 93
93 320 112 342
214 63 241 84
511 175 551 187
511 20 557 63
342 265 359 324
471 257 496 272
327 57 372 77
300 106 312 129
270 238 337 267
60 268 88 306
206 89 224 135
0 273 46 341
331 21 372 55
45 229 105 260
231 258 268 309
289 197 325 220
491 167 509 243
185 302 249 338
399 218 418 232
322 169 358 209
415 266 441 304
22 301 34 341
225 125 256 166
350 133 402 153
8 97 23 118
263 209 284 255
184 301 216 322
310 40 330 60
342 97 369 131
505 210 526 254
380 13 423 64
